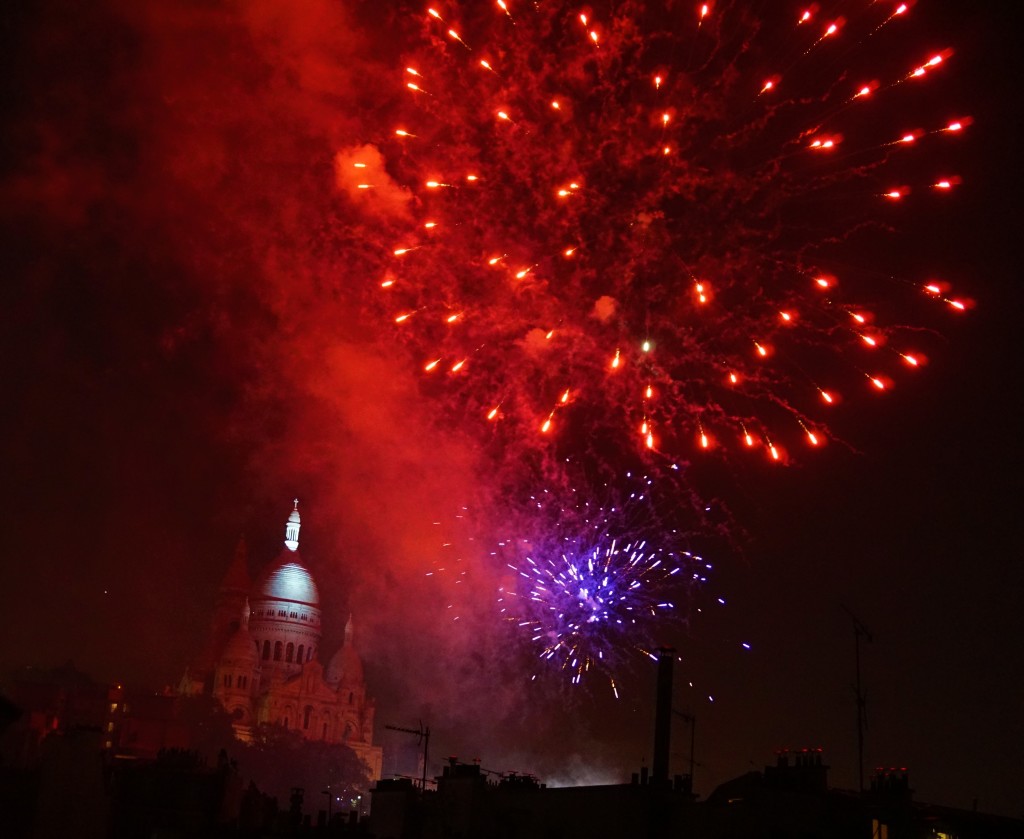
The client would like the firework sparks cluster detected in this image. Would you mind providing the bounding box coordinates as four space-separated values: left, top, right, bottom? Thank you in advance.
495 477 710 694
355 1 972 691
352 0 970 470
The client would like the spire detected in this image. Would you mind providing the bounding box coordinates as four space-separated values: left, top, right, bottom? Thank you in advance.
220 536 251 592
285 499 301 551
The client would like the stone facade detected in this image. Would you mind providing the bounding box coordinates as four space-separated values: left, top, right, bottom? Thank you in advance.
181 502 383 780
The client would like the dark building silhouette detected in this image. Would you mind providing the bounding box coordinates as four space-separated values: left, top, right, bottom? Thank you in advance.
372 756 698 839
370 749 1022 839
367 646 1020 838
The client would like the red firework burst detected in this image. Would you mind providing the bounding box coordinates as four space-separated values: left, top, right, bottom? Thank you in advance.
348 0 971 472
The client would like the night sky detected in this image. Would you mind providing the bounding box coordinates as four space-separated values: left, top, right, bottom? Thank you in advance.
2 0 1022 819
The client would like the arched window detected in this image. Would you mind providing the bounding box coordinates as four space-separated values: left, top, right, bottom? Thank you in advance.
348 692 354 705
303 705 313 730
286 642 294 663
322 723 328 740
297 644 304 664
274 641 283 661
307 647 314 662
282 717 288 729
262 640 271 660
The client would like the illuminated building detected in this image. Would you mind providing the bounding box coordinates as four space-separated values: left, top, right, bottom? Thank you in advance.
180 501 382 779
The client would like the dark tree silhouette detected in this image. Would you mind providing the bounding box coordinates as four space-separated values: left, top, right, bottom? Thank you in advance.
175 695 238 763
237 723 370 809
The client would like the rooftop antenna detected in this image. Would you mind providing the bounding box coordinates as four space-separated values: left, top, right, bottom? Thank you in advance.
385 721 430 792
842 604 874 794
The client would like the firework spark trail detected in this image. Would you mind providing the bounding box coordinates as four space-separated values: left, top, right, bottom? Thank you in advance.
421 471 709 693
501 535 700 696
349 0 970 477
467 472 715 694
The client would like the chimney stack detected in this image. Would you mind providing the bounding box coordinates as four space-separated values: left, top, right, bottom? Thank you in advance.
652 648 675 786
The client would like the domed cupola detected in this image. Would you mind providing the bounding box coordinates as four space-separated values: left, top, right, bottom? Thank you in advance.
256 561 320 607
248 500 324 680
221 602 259 665
284 498 301 551
326 615 365 688
213 601 259 723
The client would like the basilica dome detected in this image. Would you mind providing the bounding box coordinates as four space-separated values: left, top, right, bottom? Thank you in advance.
255 555 320 607
247 502 323 680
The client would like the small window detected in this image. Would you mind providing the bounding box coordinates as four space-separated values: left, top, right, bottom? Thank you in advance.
290 611 298 619
301 614 308 621
278 609 286 617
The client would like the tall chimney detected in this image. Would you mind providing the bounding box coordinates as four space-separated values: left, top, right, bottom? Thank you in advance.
652 648 675 786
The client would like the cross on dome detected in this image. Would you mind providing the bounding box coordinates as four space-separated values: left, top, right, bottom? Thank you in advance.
285 499 301 551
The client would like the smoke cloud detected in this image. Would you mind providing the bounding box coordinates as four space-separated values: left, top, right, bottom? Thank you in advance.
0 0 653 781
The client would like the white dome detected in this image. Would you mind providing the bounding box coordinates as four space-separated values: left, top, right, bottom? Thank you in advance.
256 559 320 606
